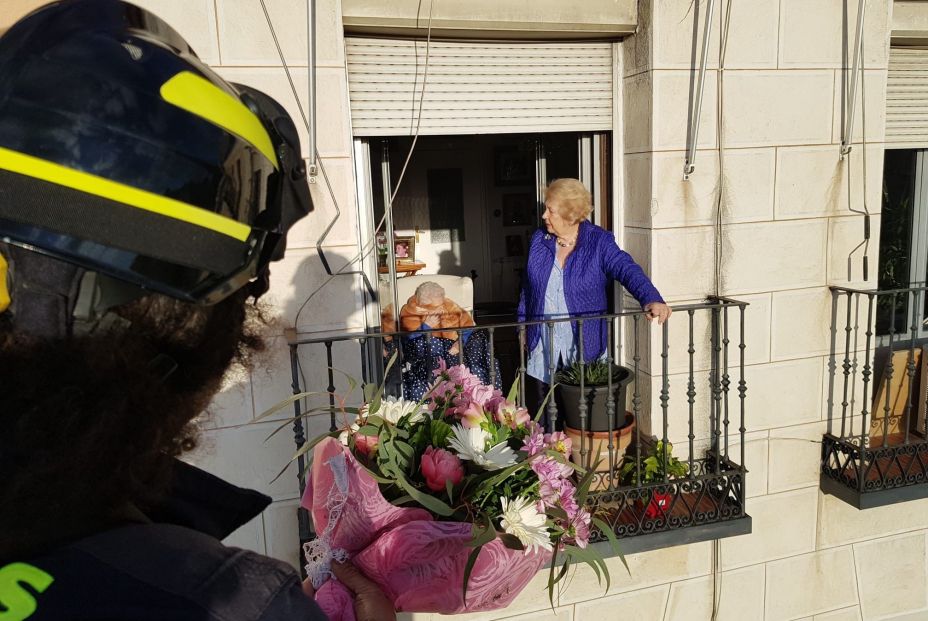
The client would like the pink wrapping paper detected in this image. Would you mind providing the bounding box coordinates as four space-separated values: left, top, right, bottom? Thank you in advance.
304 437 551 619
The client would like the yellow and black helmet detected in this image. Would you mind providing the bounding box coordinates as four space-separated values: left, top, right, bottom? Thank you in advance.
0 0 312 313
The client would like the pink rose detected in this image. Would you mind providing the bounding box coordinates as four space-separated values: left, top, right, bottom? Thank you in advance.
353 432 379 456
420 446 464 492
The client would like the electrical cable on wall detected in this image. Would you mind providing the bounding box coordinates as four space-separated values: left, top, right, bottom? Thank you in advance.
711 1 733 618
257 0 436 330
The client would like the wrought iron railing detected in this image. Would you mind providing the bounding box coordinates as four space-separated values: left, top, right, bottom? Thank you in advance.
822 284 928 508
287 296 751 553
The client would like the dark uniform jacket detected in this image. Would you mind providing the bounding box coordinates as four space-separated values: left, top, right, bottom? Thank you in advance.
0 461 328 620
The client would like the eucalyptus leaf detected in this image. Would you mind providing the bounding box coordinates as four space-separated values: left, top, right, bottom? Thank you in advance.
592 517 626 572
369 351 399 412
497 533 525 551
462 545 482 603
534 383 557 422
506 375 521 403
253 390 329 422
393 472 454 516
326 367 359 396
356 424 380 437
547 546 561 609
468 513 496 548
262 406 347 442
565 545 609 592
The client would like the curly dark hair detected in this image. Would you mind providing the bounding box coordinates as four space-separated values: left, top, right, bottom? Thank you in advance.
0 288 265 560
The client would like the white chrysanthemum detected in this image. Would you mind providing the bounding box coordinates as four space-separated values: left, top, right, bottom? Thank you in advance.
338 422 360 446
447 425 517 470
375 396 427 425
500 496 552 554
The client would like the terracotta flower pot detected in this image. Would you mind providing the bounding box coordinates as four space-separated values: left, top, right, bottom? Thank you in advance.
565 413 635 489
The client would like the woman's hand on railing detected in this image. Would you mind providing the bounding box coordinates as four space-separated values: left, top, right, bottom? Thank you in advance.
644 302 672 325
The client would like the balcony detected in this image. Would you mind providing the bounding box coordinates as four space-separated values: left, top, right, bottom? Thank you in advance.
286 296 751 554
821 284 928 509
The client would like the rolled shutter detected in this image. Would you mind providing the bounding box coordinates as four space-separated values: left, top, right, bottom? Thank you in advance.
886 47 928 147
345 37 613 136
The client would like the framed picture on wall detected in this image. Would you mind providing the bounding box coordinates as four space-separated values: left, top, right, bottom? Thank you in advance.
394 235 416 263
494 146 532 186
502 193 534 226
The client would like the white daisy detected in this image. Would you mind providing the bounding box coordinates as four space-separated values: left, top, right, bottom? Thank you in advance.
338 422 360 446
500 496 552 554
375 396 428 426
447 425 517 470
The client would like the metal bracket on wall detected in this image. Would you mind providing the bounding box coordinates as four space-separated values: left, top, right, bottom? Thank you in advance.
306 0 317 183
840 0 866 158
683 0 717 181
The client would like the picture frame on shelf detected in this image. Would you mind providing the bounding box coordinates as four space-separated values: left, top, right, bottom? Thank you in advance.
394 235 416 263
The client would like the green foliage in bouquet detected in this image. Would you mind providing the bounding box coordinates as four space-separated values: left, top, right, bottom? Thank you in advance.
258 355 625 605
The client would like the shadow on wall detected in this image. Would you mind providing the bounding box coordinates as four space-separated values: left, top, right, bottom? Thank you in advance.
437 249 464 275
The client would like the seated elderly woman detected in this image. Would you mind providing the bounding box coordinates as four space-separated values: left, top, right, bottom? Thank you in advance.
382 281 500 400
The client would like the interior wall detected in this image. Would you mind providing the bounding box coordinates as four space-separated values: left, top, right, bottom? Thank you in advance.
389 137 491 302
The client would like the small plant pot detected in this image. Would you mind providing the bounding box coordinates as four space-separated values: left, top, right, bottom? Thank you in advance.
556 365 634 432
565 412 636 490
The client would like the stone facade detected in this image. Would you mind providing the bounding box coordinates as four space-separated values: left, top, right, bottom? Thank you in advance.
6 0 928 619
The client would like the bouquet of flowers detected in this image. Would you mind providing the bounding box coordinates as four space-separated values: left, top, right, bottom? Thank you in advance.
284 359 618 619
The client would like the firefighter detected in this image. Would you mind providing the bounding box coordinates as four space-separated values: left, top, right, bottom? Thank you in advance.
0 1 392 619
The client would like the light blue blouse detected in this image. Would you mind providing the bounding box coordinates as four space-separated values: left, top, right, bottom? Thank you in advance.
526 261 577 383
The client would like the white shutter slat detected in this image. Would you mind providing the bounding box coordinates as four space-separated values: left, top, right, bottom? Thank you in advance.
887 47 928 147
346 37 613 136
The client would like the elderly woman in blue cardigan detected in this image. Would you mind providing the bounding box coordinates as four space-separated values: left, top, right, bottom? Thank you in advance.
518 178 671 419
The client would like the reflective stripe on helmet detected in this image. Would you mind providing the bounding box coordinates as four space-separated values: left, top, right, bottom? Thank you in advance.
0 146 252 241
0 252 9 313
160 71 280 170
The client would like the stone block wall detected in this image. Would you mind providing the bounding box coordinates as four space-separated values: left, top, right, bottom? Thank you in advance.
5 0 927 618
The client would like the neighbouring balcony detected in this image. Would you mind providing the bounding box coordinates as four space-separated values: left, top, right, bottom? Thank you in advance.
822 284 928 509
286 296 751 555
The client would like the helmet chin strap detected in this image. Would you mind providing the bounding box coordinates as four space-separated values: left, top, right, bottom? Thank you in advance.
4 245 84 339
2 245 139 340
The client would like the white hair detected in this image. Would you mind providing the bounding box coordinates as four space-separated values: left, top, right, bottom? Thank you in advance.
414 281 445 303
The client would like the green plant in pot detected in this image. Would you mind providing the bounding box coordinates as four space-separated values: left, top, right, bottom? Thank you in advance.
619 440 688 519
555 360 634 432
555 360 635 486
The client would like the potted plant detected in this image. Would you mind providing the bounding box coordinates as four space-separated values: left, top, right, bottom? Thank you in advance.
619 440 689 519
555 360 634 431
555 360 635 484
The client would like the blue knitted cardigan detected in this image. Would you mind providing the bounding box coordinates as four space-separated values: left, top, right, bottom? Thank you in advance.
517 220 664 362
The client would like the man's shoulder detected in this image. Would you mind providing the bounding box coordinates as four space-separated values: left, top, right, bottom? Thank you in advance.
18 523 319 621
